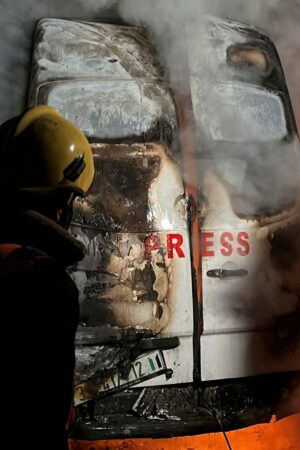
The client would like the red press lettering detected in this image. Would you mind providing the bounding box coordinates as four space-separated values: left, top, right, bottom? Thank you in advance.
220 232 233 257
237 232 250 256
201 232 215 257
167 233 185 259
144 235 160 259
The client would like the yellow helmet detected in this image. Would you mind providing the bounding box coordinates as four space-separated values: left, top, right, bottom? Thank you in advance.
0 105 94 195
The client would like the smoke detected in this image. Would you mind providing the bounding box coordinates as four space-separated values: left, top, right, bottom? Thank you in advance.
0 0 116 122
0 0 298 216
0 0 299 417
119 0 300 129
118 0 300 217
0 0 299 126
271 0 300 128
0 0 300 211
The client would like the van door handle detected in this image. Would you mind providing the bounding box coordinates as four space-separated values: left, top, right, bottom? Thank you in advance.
207 268 248 279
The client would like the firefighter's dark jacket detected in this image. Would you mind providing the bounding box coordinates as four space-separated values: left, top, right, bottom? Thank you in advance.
0 209 85 449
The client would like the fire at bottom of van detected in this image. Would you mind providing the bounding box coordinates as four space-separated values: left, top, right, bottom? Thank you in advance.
28 16 300 440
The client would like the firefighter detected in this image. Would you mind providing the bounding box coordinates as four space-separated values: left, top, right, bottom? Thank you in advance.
0 106 94 449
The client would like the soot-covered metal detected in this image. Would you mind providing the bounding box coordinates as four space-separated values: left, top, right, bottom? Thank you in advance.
70 143 189 334
28 15 300 440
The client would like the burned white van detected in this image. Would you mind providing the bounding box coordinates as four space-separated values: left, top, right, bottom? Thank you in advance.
188 17 300 381
29 17 300 439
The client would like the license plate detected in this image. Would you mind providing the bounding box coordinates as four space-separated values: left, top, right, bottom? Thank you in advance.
74 350 167 406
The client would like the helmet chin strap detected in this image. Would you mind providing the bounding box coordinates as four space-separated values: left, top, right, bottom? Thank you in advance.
56 193 75 229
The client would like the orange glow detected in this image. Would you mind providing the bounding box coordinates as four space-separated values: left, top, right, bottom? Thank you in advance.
175 92 202 307
70 413 300 450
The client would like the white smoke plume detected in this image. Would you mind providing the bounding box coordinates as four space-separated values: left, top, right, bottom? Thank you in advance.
0 0 299 126
118 0 300 216
1 0 300 410
119 0 300 128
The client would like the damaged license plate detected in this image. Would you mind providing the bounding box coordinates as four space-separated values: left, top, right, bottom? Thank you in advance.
75 350 169 406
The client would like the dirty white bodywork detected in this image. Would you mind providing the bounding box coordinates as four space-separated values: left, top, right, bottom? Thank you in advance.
189 18 300 380
71 143 194 385
29 18 194 386
29 17 300 386
200 172 300 380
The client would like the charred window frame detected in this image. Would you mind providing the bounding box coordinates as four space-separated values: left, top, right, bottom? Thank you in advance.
87 113 180 156
226 37 298 138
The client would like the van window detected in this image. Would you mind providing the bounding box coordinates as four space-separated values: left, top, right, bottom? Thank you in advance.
36 79 177 143
191 80 288 143
191 79 300 217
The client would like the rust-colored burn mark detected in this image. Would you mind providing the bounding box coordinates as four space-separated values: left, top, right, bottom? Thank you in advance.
69 413 300 449
173 86 202 387
174 92 202 306
227 45 270 73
